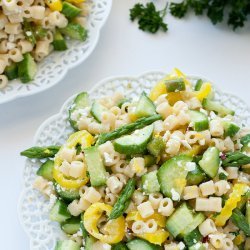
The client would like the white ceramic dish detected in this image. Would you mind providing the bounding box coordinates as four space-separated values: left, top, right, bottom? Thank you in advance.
18 71 250 250
0 0 112 104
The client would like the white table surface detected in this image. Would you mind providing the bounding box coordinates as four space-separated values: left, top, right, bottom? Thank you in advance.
0 1 250 249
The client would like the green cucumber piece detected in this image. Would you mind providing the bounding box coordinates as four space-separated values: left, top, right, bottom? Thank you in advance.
112 242 129 250
36 159 54 181
241 134 250 146
184 228 202 247
181 213 205 236
202 98 235 116
80 216 88 240
53 30 67 51
223 121 240 137
147 136 165 157
4 63 18 80
194 79 203 91
166 203 204 238
141 170 160 194
114 125 154 155
18 53 37 83
158 155 192 198
165 78 186 92
85 236 96 250
189 242 206 250
144 155 156 167
90 101 108 123
55 240 80 250
186 165 206 185
69 92 89 130
61 217 80 234
62 2 81 18
127 238 161 250
189 110 209 131
135 92 156 118
84 146 107 186
50 199 71 223
199 147 219 178
55 184 80 202
60 23 87 41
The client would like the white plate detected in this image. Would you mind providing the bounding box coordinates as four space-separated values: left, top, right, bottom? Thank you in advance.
0 0 112 104
18 71 250 250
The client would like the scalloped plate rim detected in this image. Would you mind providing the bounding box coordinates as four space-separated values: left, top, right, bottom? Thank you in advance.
0 0 113 104
18 70 250 249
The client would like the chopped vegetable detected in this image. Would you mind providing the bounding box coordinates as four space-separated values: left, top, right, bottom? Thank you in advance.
222 151 250 167
20 145 60 159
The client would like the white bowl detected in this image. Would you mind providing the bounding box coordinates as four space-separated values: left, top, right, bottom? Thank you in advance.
18 71 250 249
0 0 112 104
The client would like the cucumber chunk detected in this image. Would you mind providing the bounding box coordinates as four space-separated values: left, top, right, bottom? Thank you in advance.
188 242 206 250
18 53 37 83
240 134 250 146
90 101 108 123
141 170 160 194
189 110 209 131
85 236 96 250
165 78 186 92
62 2 81 18
127 238 161 250
147 136 165 157
199 147 219 178
55 184 80 202
50 199 71 223
61 217 80 234
135 92 156 118
186 164 206 185
4 63 18 80
114 125 154 155
60 23 87 41
223 121 240 137
55 239 80 250
202 98 235 116
117 98 131 108
69 92 89 130
53 30 67 51
183 228 202 247
36 159 54 181
166 203 204 238
247 201 250 226
157 155 192 198
84 146 107 186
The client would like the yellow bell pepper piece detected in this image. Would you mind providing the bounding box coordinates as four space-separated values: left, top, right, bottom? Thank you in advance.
194 82 212 101
234 234 245 246
84 203 125 244
215 183 249 227
45 0 62 11
149 81 167 101
53 130 93 189
138 229 169 245
181 145 203 157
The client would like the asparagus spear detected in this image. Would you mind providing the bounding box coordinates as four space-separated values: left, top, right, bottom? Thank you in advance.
96 114 162 145
231 208 250 236
20 146 60 159
222 152 250 167
109 178 136 220
241 134 250 146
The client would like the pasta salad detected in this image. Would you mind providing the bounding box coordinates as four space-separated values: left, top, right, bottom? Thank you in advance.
0 0 90 89
21 69 250 250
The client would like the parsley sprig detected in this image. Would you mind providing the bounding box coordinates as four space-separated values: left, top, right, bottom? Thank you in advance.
170 0 250 30
130 2 168 34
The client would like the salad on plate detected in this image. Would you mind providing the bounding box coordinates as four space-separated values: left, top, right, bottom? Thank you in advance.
0 0 90 88
21 69 250 250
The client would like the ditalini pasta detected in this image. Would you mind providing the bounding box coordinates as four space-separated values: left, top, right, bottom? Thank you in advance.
21 69 250 250
0 0 90 88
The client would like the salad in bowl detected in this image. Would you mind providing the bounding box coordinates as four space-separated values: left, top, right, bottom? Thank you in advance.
20 69 250 250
